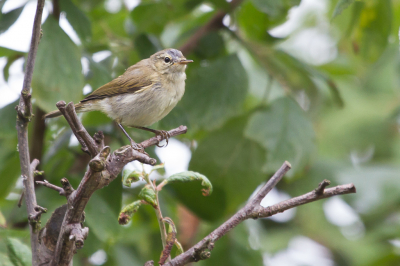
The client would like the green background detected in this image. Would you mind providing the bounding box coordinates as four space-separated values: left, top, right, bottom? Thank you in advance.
1 0 400 265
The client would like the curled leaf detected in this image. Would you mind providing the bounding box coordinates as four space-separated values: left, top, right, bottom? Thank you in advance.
118 200 142 225
139 186 157 208
150 163 165 174
159 225 176 265
174 240 184 256
122 169 142 187
164 171 213 196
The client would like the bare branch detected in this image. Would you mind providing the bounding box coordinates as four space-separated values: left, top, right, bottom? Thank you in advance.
248 161 291 206
48 103 187 265
160 163 356 266
56 101 98 157
60 178 74 197
140 125 187 148
15 1 46 265
36 180 64 195
36 178 75 198
254 183 356 218
315 179 331 195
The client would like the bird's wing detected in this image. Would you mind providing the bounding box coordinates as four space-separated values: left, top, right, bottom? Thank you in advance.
81 60 155 102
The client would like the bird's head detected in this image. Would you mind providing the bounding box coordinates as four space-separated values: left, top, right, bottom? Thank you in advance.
150 48 193 74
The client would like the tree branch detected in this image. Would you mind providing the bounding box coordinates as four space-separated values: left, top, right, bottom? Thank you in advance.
15 1 45 265
179 0 243 55
158 162 356 266
56 101 99 156
46 103 188 265
36 178 75 198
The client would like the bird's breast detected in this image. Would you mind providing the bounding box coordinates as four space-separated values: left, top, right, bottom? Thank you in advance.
105 72 186 127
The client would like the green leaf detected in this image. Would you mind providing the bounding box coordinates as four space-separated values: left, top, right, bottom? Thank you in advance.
32 17 84 113
237 1 299 42
6 238 32 266
0 46 23 58
237 2 270 42
251 0 300 17
174 240 184 256
259 50 319 101
0 253 14 266
60 0 92 43
83 56 113 107
165 54 247 131
244 97 315 176
97 175 123 217
131 2 173 35
0 100 17 139
85 194 122 243
332 0 356 18
134 34 161 59
122 169 141 187
138 186 157 208
118 200 142 225
168 116 266 221
194 31 226 59
163 171 212 196
0 147 20 201
0 5 24 34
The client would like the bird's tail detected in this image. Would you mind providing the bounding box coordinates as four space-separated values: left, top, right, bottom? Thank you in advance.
42 103 84 119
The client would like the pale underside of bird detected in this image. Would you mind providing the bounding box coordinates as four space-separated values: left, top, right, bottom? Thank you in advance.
43 48 193 151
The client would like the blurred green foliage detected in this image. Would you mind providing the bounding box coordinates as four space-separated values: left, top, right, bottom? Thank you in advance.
0 0 400 265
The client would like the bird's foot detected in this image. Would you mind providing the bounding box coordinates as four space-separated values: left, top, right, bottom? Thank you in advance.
130 141 148 155
154 130 171 148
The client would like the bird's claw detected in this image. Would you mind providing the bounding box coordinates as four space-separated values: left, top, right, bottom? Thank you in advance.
130 141 148 155
155 130 171 148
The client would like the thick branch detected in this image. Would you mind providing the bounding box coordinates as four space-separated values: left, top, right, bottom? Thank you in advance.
160 163 356 266
15 1 45 264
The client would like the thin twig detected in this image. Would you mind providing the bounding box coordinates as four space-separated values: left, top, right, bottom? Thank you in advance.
140 126 187 148
248 161 291 206
159 162 356 266
143 172 170 260
254 183 356 218
36 180 64 195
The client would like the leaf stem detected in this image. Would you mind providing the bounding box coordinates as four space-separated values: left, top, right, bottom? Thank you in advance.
143 172 169 256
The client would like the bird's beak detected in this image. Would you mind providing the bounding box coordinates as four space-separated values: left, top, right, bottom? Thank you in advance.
176 59 194 65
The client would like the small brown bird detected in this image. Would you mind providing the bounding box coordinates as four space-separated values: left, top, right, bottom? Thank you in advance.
44 48 193 151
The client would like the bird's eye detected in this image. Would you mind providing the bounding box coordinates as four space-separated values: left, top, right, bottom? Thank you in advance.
164 57 171 63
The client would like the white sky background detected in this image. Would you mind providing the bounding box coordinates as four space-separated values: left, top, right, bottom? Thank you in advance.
0 0 359 265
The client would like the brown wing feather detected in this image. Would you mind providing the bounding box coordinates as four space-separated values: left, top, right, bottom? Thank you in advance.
81 59 155 102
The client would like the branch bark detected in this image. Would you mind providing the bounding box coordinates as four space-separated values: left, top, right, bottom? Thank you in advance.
15 1 45 265
158 162 356 266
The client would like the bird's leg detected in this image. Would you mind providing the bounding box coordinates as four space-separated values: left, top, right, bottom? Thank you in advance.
117 123 145 153
133 126 171 148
